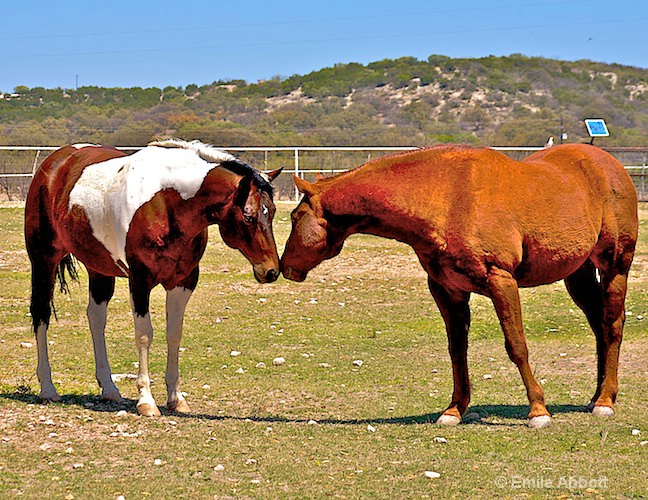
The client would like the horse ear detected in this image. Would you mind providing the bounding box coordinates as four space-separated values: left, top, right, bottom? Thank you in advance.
315 172 326 182
293 174 316 195
266 168 282 182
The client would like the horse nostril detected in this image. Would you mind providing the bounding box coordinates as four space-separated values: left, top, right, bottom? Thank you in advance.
266 269 279 282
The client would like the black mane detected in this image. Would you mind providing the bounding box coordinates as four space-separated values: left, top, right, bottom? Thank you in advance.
220 159 274 197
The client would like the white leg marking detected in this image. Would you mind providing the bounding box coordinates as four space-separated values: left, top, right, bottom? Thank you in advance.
36 321 60 401
165 287 193 412
130 297 160 416
87 297 122 402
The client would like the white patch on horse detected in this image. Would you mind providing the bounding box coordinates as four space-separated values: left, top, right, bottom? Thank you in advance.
262 204 269 215
72 143 100 149
68 144 233 266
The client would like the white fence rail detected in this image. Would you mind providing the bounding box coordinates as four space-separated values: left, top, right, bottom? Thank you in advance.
0 146 646 201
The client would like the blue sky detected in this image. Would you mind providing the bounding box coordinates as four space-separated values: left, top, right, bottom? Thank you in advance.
1 0 646 92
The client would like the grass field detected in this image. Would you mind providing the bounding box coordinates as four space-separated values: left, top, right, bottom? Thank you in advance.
0 201 646 498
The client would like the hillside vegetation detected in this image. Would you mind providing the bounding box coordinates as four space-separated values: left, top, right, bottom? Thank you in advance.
1 54 646 147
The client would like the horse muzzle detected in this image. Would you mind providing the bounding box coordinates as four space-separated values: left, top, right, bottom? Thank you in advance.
254 266 280 284
282 266 307 282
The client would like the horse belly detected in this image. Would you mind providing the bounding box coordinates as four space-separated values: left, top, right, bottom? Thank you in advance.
60 206 127 277
514 234 596 287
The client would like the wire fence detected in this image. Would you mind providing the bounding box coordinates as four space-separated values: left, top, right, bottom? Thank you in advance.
1 145 646 202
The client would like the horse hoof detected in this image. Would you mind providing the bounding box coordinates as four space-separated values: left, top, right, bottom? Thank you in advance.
167 399 191 414
102 390 124 403
137 402 161 417
39 391 61 403
592 405 614 417
528 415 551 428
436 414 461 426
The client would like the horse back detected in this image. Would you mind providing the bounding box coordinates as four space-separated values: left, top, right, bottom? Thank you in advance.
522 144 638 237
25 145 128 271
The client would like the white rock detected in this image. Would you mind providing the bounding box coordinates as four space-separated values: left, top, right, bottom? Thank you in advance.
559 352 567 357
214 464 225 472
39 443 51 451
116 410 128 417
257 298 267 303
20 342 33 348
302 353 310 358
483 374 493 380
202 384 211 390
637 314 644 320
307 419 318 425
72 463 84 469
255 362 267 369
319 363 330 368
117 496 126 500
235 367 245 374
251 479 261 484
353 359 364 367
338 302 346 307
367 424 376 433
245 458 257 465
632 429 641 436
153 459 162 466
309 298 318 304
424 471 441 479
230 350 241 357
640 440 647 446
433 437 448 443
273 357 286 366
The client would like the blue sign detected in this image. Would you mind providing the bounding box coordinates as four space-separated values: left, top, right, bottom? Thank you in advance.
584 119 609 137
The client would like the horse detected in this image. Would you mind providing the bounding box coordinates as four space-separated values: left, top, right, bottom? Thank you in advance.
281 144 638 428
25 139 281 416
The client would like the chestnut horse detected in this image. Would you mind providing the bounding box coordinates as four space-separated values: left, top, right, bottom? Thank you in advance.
282 144 638 428
25 139 281 416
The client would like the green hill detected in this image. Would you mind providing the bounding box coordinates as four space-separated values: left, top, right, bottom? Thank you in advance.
1 54 646 146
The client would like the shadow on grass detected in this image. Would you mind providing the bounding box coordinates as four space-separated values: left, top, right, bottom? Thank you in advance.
0 391 588 427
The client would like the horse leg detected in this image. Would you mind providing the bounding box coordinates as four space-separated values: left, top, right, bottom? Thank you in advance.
428 279 471 426
165 285 194 413
487 269 550 428
87 271 122 402
564 261 606 411
129 283 160 417
589 270 629 416
29 259 60 401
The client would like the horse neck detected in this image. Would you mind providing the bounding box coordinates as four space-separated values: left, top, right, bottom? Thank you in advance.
177 167 239 230
320 171 422 244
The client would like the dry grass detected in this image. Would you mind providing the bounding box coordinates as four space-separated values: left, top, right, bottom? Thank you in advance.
0 201 646 498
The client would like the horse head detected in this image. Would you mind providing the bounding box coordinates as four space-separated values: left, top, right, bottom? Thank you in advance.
281 175 346 282
219 168 282 284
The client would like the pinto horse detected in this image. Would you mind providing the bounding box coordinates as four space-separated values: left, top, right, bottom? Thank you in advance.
25 139 281 416
282 144 638 428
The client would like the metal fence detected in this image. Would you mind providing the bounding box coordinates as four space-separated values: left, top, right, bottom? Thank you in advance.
1 145 646 202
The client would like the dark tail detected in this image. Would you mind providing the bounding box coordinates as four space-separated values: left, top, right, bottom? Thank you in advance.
50 255 79 321
55 254 79 295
